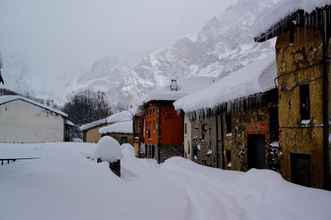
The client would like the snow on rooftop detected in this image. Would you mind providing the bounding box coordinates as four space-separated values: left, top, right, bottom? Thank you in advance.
99 121 133 134
80 118 107 131
0 95 68 117
174 56 276 113
95 136 122 162
254 0 331 36
65 120 75 127
106 110 133 124
144 77 215 103
0 143 331 220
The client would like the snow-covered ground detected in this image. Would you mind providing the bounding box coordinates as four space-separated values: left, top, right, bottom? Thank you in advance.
1 142 331 220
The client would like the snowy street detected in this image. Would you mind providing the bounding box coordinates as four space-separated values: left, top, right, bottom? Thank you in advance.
1 142 330 220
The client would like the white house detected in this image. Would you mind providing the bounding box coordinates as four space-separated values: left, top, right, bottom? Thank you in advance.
0 95 68 143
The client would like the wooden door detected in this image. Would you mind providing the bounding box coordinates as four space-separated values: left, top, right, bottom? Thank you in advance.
247 135 266 169
291 153 311 187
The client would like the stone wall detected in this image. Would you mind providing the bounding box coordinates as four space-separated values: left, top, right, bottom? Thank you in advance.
157 144 184 163
188 90 277 171
276 28 325 188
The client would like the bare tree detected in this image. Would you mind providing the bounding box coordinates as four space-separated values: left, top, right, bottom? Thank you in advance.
63 90 112 125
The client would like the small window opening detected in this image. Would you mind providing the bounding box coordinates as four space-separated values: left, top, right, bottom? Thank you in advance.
225 113 232 134
300 84 310 121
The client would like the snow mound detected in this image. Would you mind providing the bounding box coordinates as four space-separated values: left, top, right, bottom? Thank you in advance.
121 144 135 158
94 136 122 162
99 121 133 134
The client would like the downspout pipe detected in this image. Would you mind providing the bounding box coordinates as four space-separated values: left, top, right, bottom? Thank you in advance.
215 114 220 168
321 10 330 189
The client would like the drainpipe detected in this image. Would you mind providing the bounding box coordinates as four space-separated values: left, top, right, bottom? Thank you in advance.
157 105 161 163
321 10 330 189
215 114 220 168
220 113 225 169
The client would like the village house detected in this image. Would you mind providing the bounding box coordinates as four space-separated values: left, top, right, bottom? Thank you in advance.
143 78 215 163
99 111 134 145
175 57 278 171
255 4 331 189
81 118 108 143
0 94 69 143
81 110 133 144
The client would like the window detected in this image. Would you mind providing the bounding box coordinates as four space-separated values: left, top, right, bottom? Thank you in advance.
225 113 232 134
184 123 187 134
300 84 310 121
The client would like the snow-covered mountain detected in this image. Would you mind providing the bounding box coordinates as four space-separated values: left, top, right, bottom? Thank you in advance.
68 0 279 111
4 0 281 111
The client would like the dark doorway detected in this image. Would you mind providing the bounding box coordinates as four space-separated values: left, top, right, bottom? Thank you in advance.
291 153 311 187
247 135 266 169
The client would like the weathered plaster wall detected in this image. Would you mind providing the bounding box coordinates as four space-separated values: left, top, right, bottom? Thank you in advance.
84 126 104 143
0 100 64 143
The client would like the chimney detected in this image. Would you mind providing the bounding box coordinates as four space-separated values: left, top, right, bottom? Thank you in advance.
170 79 178 91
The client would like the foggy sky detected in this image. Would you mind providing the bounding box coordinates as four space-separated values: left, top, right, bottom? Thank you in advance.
0 0 234 98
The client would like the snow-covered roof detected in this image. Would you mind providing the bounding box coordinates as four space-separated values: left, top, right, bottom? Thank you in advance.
65 120 76 127
80 118 108 131
254 0 331 41
0 95 68 117
99 121 133 134
144 77 215 103
174 56 276 113
106 111 133 124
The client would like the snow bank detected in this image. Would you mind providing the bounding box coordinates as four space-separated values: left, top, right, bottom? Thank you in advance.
99 121 133 134
174 56 276 112
1 143 331 220
94 136 122 162
121 143 135 158
254 0 331 36
106 111 133 124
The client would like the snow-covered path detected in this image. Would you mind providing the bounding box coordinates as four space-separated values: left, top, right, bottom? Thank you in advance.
1 143 331 220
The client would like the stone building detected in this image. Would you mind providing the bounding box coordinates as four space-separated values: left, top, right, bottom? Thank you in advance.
176 58 278 171
255 5 331 188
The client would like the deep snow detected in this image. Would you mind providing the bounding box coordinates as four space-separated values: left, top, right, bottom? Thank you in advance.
1 142 331 220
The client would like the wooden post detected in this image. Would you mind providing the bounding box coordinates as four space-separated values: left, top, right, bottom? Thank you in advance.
108 160 121 177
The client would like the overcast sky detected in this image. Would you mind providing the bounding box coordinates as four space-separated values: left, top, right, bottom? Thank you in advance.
0 0 234 96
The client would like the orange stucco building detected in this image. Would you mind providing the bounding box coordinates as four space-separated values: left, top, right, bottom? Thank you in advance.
144 100 184 163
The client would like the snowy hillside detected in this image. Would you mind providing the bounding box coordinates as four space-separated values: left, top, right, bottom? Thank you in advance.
66 0 279 111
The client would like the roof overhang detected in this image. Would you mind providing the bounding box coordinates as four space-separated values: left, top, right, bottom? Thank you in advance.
255 5 331 43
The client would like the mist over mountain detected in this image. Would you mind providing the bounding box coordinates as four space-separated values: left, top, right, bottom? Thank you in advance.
66 0 279 111
3 0 280 111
